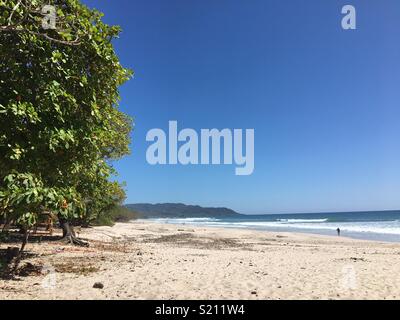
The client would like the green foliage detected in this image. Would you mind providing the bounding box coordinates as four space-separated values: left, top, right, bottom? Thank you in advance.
92 206 138 227
0 1 133 228
0 172 83 226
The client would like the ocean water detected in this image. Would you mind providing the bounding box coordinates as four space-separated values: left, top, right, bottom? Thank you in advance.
147 211 400 243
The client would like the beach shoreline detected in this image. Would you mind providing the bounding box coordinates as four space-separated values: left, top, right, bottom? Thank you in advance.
1 221 400 300
140 219 400 244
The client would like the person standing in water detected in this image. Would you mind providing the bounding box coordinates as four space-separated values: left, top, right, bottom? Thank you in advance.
336 228 341 236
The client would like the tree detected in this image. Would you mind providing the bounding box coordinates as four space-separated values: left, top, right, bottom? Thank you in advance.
0 0 133 247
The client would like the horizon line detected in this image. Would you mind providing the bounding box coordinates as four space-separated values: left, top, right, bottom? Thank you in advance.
123 203 400 215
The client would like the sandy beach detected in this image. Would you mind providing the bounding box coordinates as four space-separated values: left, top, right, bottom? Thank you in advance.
1 221 400 300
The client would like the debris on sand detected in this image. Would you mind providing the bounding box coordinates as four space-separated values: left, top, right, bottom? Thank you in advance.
93 282 104 289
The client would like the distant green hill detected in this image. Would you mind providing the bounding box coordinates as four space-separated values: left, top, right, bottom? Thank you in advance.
125 203 241 218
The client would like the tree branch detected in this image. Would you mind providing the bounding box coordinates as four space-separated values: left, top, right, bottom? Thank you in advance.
0 26 81 46
1 1 82 46
8 0 23 26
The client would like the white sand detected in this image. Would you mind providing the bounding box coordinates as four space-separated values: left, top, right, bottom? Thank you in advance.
1 221 400 300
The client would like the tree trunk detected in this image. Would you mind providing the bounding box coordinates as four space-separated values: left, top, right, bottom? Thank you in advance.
59 218 89 247
9 228 30 276
1 218 12 232
20 229 29 253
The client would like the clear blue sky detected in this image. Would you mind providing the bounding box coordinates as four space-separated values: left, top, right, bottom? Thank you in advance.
82 0 400 214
